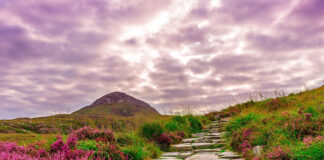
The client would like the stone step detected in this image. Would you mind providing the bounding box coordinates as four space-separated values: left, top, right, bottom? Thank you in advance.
218 151 242 159
192 143 215 149
172 143 193 151
179 152 193 159
185 152 219 160
212 139 226 144
162 152 179 157
191 132 207 137
194 148 221 153
182 138 202 143
203 135 222 140
206 132 222 136
154 157 181 160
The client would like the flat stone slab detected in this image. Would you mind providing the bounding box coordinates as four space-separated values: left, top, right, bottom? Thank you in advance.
182 138 201 143
173 143 193 151
155 157 181 160
162 152 179 157
207 133 222 136
194 148 221 153
192 143 214 148
208 128 219 132
203 135 222 140
179 152 193 158
186 152 219 160
213 139 226 144
192 132 207 137
218 151 242 159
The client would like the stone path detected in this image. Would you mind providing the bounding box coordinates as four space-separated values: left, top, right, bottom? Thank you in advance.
155 118 244 160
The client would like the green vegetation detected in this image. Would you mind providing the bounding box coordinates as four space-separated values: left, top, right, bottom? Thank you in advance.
208 85 324 159
0 114 207 159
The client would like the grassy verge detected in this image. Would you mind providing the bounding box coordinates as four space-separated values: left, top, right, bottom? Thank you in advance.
0 115 208 159
207 85 324 160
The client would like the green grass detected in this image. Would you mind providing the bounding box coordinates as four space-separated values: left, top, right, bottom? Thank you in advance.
209 85 324 159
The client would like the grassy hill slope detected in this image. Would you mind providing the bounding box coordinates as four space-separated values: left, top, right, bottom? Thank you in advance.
207 85 324 159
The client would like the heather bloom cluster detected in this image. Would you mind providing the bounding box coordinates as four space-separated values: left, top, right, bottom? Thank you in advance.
303 135 324 146
279 111 322 139
267 146 290 160
155 133 172 150
70 126 115 142
0 126 126 160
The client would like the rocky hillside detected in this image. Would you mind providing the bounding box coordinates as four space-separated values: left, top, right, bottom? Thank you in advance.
73 92 159 116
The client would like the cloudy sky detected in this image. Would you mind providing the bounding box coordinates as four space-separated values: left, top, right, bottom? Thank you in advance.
0 0 324 119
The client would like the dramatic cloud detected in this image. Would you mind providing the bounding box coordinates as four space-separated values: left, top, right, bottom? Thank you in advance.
0 0 323 119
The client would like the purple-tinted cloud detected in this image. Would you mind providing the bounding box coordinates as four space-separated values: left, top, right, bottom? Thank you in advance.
0 0 324 119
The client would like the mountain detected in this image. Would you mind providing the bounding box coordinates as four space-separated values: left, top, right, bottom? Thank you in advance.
73 92 160 116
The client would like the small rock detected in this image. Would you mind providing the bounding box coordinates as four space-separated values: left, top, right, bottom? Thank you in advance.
252 145 263 156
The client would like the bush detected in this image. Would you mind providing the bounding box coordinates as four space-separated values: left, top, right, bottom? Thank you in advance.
77 140 97 151
187 116 202 132
304 106 319 117
71 126 100 140
122 145 145 160
278 112 323 139
176 131 186 138
168 132 182 144
225 113 261 134
172 116 188 125
165 121 179 132
140 122 164 139
267 146 290 160
155 133 172 151
291 136 324 160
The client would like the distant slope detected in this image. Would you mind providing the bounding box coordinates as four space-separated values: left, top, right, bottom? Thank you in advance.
0 92 161 134
73 92 160 116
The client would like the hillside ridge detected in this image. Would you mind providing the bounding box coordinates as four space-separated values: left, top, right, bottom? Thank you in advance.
73 91 159 116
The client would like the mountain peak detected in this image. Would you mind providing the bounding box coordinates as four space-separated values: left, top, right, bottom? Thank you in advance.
73 91 159 116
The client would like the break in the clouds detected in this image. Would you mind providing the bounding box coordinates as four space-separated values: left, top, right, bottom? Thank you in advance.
0 0 324 119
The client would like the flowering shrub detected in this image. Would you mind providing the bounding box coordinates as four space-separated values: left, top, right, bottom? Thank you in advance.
303 136 323 146
93 142 128 160
0 127 125 160
176 131 186 138
71 126 100 140
50 136 69 153
278 112 323 139
267 146 290 160
67 135 77 149
265 98 288 111
100 129 115 142
0 141 92 160
155 133 172 151
168 132 182 144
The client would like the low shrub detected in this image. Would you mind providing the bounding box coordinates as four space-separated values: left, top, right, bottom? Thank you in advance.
175 131 186 138
164 121 179 132
225 113 261 134
155 133 172 151
168 132 182 144
122 145 145 160
266 146 290 160
140 122 164 139
292 136 324 160
171 116 187 125
187 116 203 132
